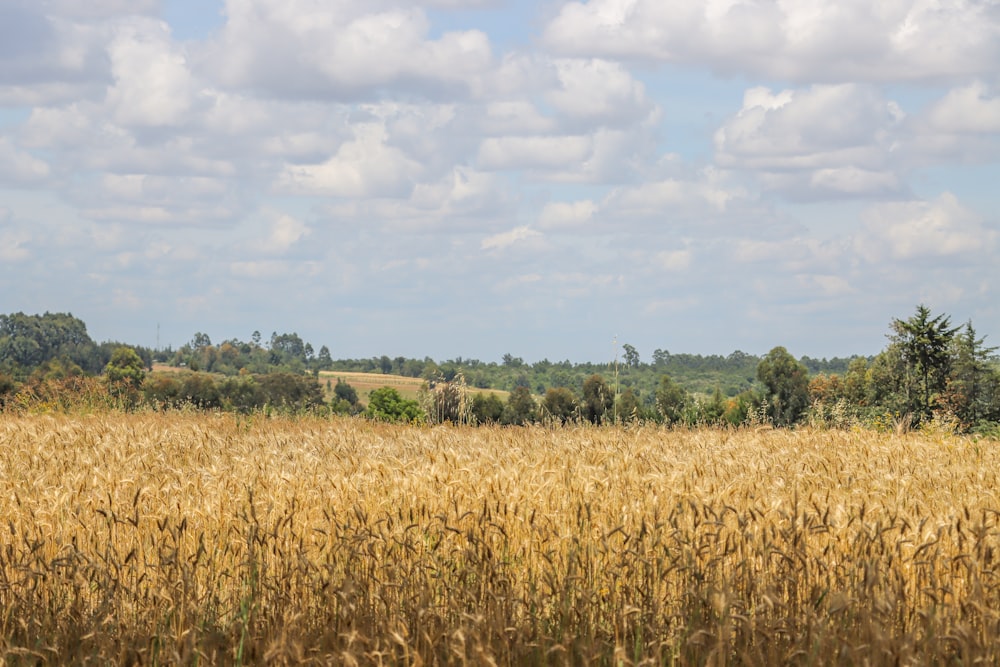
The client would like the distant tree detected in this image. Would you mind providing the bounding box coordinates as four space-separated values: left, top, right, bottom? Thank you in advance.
652 349 670 367
0 371 18 407
502 386 537 425
542 387 577 424
655 375 688 424
941 321 1000 428
334 379 359 406
181 373 222 409
105 347 146 406
365 386 424 423
219 375 263 413
143 374 183 410
471 392 505 424
0 312 99 375
581 374 614 424
316 345 334 371
502 353 524 368
331 379 361 415
190 332 212 349
890 305 960 422
379 355 393 374
616 387 642 422
257 372 324 411
757 347 810 426
622 344 640 368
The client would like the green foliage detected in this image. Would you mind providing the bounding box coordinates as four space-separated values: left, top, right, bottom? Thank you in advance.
890 304 960 422
0 312 103 376
502 386 537 425
0 371 17 407
757 347 810 426
364 387 424 423
615 387 642 423
104 347 146 408
655 375 688 424
470 392 505 424
582 374 614 424
542 387 577 424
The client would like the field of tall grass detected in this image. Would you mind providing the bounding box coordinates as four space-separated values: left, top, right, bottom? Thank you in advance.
1 411 999 664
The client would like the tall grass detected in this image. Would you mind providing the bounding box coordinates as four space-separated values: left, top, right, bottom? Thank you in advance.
1 412 999 664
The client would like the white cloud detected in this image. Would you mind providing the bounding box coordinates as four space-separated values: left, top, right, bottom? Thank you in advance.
202 0 493 100
542 0 1000 83
477 134 593 170
0 1 113 104
856 193 997 263
0 137 51 185
105 18 196 127
0 210 30 261
715 84 905 198
538 200 597 229
655 248 692 272
481 225 542 250
546 59 652 125
266 214 311 252
278 120 423 197
926 81 1000 134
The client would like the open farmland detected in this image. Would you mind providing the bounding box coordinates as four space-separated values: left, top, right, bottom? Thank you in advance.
318 370 509 403
2 413 1000 664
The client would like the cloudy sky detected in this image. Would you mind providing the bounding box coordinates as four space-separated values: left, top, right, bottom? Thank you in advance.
2 0 999 362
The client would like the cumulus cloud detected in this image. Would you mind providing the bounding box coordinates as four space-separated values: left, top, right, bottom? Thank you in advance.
481 225 542 250
538 200 597 230
105 18 196 127
926 81 1000 134
0 209 30 261
0 137 51 185
278 119 423 197
715 84 906 198
855 193 997 263
546 59 652 126
201 0 493 100
542 0 1000 83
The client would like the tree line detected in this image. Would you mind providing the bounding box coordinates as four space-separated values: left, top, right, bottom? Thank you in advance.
2 307 1000 433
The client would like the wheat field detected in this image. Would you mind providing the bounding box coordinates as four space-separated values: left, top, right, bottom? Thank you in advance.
1 412 999 665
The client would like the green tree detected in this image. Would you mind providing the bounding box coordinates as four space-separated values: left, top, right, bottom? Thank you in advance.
542 387 577 424
470 392 505 424
757 347 810 426
316 345 334 370
502 386 537 425
181 373 221 409
942 322 1000 429
890 305 959 421
615 387 642 423
582 374 614 424
334 379 359 406
364 387 424 423
655 375 688 424
104 347 146 406
622 344 640 368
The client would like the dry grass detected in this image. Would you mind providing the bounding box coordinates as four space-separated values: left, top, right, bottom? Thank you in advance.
1 413 999 665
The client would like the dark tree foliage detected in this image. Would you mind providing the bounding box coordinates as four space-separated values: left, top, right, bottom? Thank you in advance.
470 392 505 424
890 305 960 422
0 312 102 376
365 387 423 423
757 347 811 427
581 374 614 424
542 387 577 424
502 387 537 425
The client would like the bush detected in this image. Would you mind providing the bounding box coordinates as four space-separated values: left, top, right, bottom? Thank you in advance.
364 387 424 423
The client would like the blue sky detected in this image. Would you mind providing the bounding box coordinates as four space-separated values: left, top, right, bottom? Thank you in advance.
1 0 999 363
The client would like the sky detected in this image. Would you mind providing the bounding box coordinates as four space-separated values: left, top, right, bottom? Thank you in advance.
1 0 999 363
